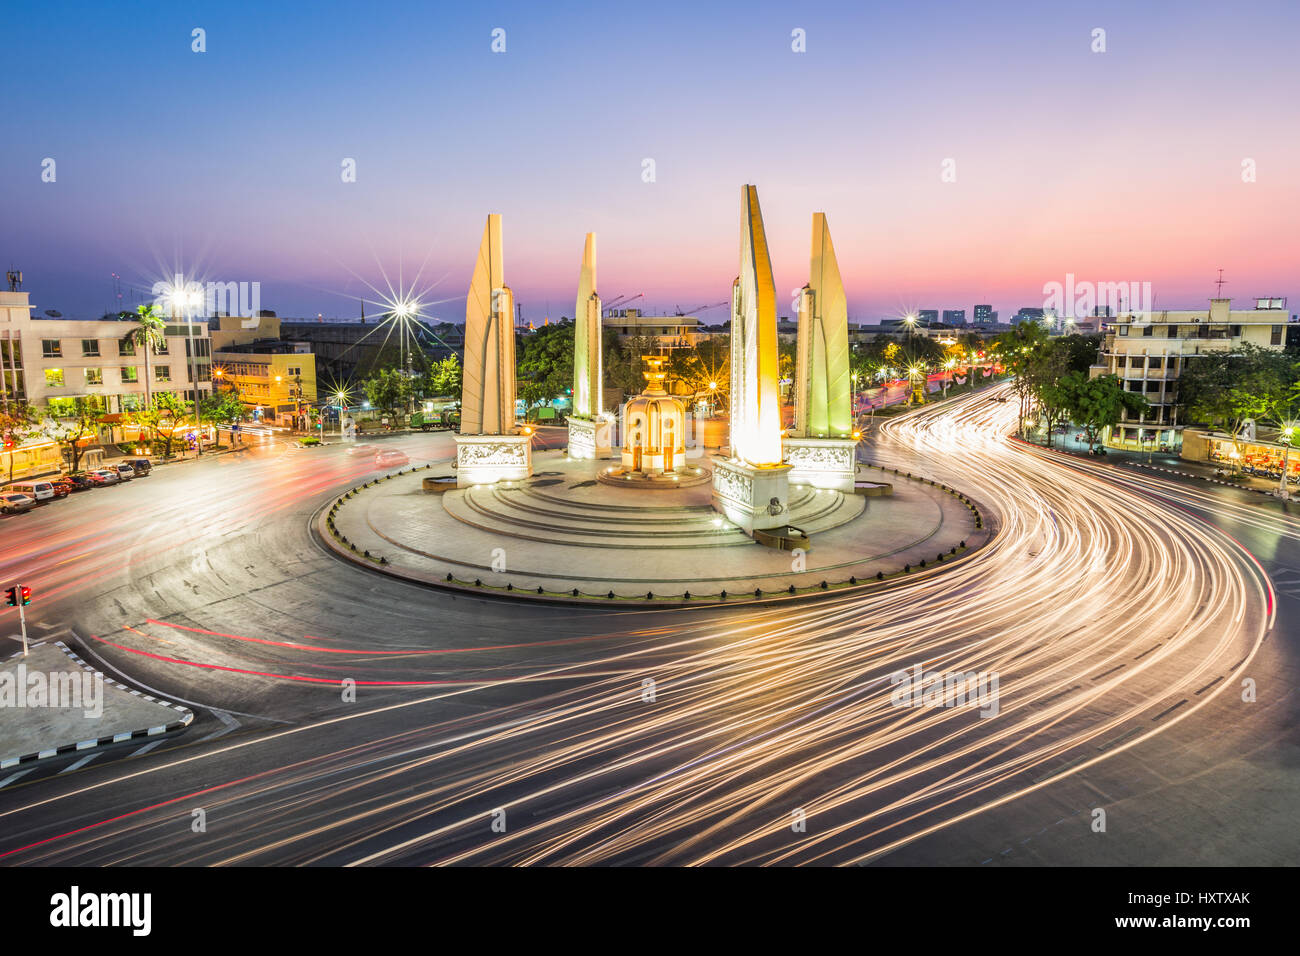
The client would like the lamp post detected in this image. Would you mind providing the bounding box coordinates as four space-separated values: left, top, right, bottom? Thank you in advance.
942 357 956 398
1278 425 1295 499
168 280 205 457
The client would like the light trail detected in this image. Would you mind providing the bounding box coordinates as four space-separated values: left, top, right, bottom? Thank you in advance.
0 389 1275 865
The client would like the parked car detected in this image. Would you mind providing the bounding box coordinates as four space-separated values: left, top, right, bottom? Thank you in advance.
113 463 136 481
46 479 73 498
60 474 97 491
88 468 121 485
123 458 152 476
375 449 410 468
8 481 55 502
1 493 35 514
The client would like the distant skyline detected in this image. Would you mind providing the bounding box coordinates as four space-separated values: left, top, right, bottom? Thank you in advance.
4 0 1297 323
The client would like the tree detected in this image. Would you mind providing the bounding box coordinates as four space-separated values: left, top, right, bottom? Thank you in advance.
424 355 462 397
131 392 188 460
516 321 574 411
201 388 246 427
0 401 39 485
1060 372 1148 453
120 305 168 408
362 368 414 419
606 335 655 394
1180 345 1297 463
43 398 104 473
994 322 1050 436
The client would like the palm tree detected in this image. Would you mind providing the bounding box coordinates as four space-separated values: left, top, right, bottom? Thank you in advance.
121 305 167 407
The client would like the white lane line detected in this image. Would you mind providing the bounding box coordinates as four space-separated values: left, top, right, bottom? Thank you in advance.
0 769 35 788
58 753 100 774
129 741 165 758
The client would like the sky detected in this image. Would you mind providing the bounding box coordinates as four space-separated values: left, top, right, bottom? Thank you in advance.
3 0 1298 324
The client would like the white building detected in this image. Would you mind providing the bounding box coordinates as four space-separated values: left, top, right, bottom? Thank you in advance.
0 290 213 417
1090 297 1289 450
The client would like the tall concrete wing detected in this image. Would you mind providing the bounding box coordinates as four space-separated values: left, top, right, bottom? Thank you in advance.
730 185 784 467
572 233 602 419
460 214 515 436
795 212 851 437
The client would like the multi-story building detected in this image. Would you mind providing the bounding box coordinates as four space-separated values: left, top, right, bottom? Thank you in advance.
1013 307 1046 325
1 290 213 416
942 308 966 325
211 348 317 423
1090 297 1289 450
972 304 994 324
602 309 712 350
917 309 939 325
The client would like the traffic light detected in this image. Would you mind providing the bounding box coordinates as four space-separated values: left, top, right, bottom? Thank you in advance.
19 586 30 606
5 586 31 607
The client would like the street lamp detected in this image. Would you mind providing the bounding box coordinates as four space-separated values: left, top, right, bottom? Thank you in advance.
942 357 956 398
166 279 205 456
1278 425 1296 499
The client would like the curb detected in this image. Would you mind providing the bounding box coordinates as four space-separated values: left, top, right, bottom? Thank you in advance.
1118 460 1276 496
0 641 194 771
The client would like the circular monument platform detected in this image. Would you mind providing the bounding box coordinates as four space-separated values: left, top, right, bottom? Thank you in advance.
321 449 988 605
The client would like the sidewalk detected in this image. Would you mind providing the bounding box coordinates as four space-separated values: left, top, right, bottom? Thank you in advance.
0 641 192 770
1023 428 1282 495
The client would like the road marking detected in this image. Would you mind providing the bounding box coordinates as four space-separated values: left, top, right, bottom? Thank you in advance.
0 769 34 788
58 753 100 774
198 710 241 743
130 741 165 758
71 633 291 724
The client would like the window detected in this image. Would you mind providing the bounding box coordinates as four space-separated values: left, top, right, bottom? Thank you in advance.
44 368 64 387
42 339 62 358
154 366 171 382
1118 326 1129 336
155 339 169 355
84 368 103 385
82 339 100 357
1141 325 1153 337
1272 325 1284 346
119 339 136 356
120 366 138 383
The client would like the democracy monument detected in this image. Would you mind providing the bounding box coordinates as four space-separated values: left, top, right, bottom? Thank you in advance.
321 186 985 603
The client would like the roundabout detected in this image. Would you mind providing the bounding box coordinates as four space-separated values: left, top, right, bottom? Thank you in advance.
319 447 987 604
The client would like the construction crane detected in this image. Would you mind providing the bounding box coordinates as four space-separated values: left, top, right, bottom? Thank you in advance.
603 292 643 316
675 301 728 316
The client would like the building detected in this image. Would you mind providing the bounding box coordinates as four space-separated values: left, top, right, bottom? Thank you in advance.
1090 297 1289 450
1 290 213 417
973 304 994 324
1013 307 1045 325
942 308 966 325
211 348 317 423
602 309 710 350
917 309 939 325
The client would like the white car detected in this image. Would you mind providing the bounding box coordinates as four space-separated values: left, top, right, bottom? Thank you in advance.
1 493 36 514
114 463 136 481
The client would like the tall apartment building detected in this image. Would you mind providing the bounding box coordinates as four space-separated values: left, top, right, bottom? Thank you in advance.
916 309 939 325
973 304 994 324
1 290 213 416
941 309 966 325
1090 297 1289 450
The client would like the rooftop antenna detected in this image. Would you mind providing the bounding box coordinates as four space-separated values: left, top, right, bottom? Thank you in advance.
5 268 21 292
1215 268 1227 297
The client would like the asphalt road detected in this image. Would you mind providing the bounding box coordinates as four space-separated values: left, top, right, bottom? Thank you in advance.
0 397 1294 866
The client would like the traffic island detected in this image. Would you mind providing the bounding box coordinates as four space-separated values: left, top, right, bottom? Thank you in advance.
318 449 990 606
0 641 193 770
